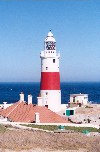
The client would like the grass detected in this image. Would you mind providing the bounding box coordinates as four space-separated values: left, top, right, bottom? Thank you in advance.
0 124 7 133
21 124 100 133
0 124 13 133
64 126 100 133
22 124 58 131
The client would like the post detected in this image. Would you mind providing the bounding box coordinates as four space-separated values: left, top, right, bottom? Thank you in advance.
28 94 32 104
35 112 40 123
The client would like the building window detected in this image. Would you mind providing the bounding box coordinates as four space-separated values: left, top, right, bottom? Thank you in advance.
46 92 48 95
53 59 55 63
46 67 48 70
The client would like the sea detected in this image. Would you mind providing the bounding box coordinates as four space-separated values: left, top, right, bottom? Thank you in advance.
0 82 100 104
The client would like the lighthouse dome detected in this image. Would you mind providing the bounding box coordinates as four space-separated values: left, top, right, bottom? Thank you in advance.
45 31 56 42
48 31 53 37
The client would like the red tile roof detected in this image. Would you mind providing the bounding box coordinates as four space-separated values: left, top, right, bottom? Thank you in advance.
0 101 68 123
0 109 3 115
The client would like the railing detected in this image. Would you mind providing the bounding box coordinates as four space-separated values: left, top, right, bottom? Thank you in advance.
40 51 60 58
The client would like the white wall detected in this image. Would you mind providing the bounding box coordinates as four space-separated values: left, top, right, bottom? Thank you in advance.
70 97 73 103
70 94 88 105
37 97 43 106
41 53 60 72
40 90 61 112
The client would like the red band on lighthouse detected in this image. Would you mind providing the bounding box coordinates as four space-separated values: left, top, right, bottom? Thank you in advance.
40 72 60 90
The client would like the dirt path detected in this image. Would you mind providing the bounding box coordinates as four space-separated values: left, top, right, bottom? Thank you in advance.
0 148 88 152
0 128 100 152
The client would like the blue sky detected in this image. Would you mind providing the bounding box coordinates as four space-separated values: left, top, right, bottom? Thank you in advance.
0 0 100 82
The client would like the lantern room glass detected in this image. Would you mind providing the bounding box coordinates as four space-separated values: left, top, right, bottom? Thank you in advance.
46 42 56 50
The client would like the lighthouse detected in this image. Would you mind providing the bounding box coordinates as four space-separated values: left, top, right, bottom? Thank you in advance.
39 31 61 112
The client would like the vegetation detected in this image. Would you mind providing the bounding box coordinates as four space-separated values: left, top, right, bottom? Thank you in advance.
0 123 99 133
21 124 100 133
0 124 7 133
64 126 100 133
0 124 13 133
85 105 93 108
22 124 58 131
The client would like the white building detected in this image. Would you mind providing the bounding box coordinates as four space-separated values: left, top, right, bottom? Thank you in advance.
70 93 88 106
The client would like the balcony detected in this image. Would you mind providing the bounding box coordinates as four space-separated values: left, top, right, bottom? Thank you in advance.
40 51 60 58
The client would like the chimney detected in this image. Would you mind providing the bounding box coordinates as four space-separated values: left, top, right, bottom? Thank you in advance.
20 92 24 102
28 94 32 104
35 112 40 123
3 102 7 109
37 96 43 106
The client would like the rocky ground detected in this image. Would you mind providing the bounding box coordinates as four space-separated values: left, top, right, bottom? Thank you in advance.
76 104 100 115
69 104 100 126
0 127 100 152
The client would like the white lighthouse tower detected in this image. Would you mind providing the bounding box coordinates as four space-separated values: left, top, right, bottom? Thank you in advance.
39 30 61 112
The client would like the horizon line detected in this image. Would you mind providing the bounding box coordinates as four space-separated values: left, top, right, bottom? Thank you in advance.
0 81 100 83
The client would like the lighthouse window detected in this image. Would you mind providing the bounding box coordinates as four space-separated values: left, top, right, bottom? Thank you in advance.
46 67 48 70
53 59 55 63
46 42 56 50
46 92 48 95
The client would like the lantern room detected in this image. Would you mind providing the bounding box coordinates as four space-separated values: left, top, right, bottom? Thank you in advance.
44 30 56 51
